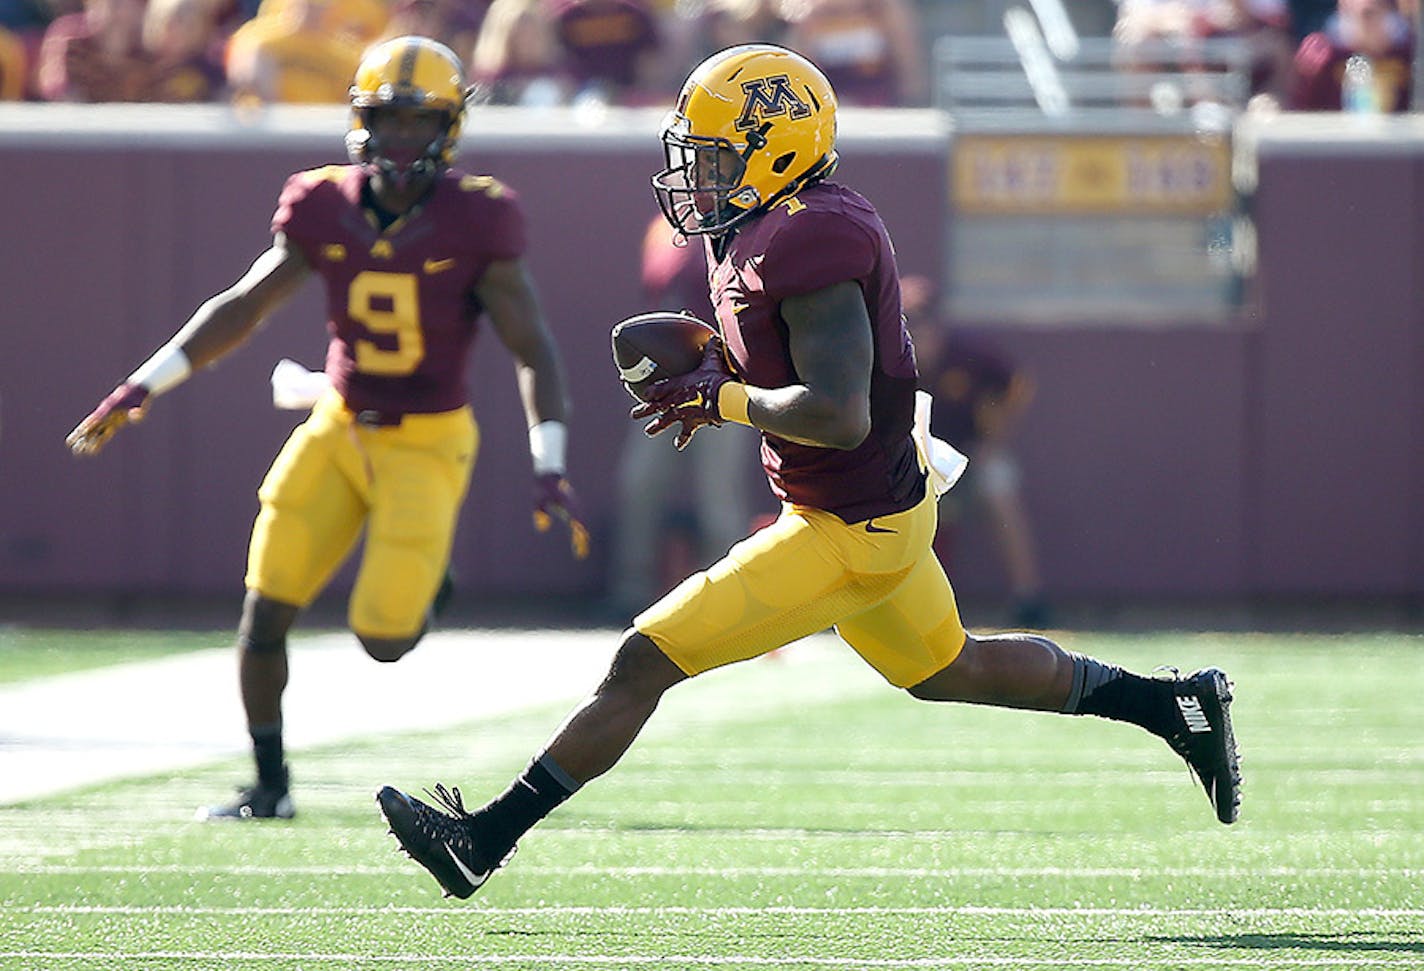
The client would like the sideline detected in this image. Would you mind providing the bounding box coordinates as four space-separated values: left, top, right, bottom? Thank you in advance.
0 628 872 806
0 628 619 806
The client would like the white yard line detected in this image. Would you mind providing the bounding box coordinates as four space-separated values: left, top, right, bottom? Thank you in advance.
12 904 1424 918
13 863 1424 880
0 953 1413 967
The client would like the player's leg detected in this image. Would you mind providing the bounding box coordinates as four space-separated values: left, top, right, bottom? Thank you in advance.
838 490 1240 824
349 410 477 661
199 413 367 820
378 502 895 898
907 633 1242 823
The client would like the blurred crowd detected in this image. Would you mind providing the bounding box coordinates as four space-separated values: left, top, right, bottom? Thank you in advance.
1110 0 1416 111
0 0 1410 112
0 0 931 107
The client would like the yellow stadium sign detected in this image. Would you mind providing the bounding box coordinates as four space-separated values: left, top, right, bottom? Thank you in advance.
953 134 1233 215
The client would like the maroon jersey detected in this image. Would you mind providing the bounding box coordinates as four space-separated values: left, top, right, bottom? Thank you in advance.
709 181 923 523
272 165 525 417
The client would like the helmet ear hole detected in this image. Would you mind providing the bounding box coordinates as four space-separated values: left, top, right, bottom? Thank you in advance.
771 152 796 175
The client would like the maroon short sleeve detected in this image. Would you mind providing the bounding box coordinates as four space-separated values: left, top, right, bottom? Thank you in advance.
760 209 878 300
475 186 526 262
270 168 331 253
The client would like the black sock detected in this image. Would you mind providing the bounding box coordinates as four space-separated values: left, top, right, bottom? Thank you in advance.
474 755 579 859
250 723 287 788
1064 656 1179 739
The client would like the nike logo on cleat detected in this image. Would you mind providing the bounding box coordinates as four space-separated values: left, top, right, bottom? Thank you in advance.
1176 695 1213 733
443 843 490 888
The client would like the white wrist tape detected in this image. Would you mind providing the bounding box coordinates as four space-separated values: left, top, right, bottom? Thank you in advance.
529 420 567 475
128 342 192 396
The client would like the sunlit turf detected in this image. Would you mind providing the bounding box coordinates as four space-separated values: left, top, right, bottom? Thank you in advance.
0 628 231 684
2 630 1421 969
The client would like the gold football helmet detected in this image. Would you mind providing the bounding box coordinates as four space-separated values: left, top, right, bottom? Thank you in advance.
653 44 838 237
346 36 471 181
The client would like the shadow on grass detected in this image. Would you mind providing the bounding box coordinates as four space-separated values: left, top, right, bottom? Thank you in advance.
1153 932 1424 954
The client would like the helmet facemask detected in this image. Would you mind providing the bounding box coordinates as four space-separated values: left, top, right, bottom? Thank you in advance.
346 103 458 190
345 36 471 190
651 45 840 240
653 114 760 238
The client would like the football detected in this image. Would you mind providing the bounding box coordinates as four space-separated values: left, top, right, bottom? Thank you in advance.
611 311 716 401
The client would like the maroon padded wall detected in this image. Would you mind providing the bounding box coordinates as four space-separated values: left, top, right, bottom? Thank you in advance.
0 109 1419 609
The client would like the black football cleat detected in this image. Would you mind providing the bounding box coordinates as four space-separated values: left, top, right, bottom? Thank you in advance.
377 784 511 899
1164 667 1242 824
196 780 295 821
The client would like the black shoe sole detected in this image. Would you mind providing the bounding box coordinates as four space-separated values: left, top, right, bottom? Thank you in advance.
1199 668 1242 825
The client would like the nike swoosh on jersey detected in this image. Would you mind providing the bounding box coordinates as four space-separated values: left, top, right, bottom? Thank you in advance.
424 257 457 274
444 842 491 888
863 519 896 534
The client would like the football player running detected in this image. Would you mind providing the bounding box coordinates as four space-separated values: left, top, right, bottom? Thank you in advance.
67 36 588 821
377 44 1241 899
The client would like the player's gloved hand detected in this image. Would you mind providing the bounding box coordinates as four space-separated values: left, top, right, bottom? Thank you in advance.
533 472 590 559
630 338 735 451
66 382 151 456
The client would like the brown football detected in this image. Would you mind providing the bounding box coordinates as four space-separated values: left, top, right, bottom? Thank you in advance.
611 311 716 401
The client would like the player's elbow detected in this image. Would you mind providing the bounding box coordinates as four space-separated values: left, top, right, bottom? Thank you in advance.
820 405 871 451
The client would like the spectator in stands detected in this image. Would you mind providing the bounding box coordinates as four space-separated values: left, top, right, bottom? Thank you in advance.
141 0 227 101
1192 0 1295 100
780 0 927 106
1290 0 1413 110
663 0 789 85
605 214 759 620
469 0 570 105
905 276 1051 630
1114 0 1293 103
381 0 488 64
36 0 144 100
548 0 662 105
225 0 383 104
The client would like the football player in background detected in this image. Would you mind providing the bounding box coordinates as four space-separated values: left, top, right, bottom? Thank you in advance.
377 44 1242 900
66 36 587 821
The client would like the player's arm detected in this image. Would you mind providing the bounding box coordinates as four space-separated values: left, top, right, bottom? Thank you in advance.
739 280 874 450
478 257 570 428
66 235 311 456
172 233 312 369
635 280 873 451
477 257 588 558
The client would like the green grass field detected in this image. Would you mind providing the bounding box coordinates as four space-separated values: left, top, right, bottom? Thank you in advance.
2 630 1421 969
